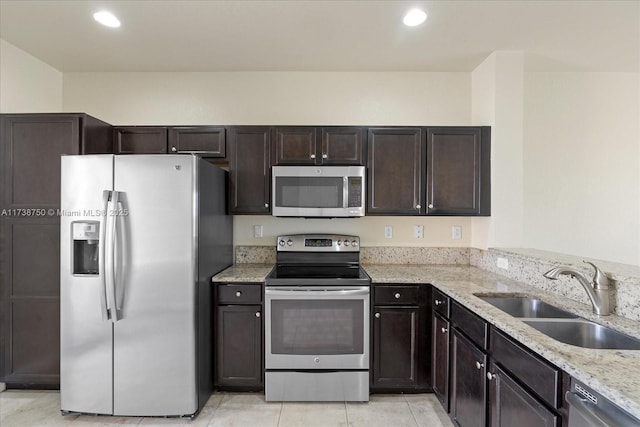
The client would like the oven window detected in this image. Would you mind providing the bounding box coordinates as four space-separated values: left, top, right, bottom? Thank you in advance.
275 177 343 208
270 299 364 355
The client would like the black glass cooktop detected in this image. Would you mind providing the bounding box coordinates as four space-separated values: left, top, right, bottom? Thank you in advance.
265 264 370 286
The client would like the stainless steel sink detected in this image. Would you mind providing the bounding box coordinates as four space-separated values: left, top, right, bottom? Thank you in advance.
523 319 640 350
478 296 578 319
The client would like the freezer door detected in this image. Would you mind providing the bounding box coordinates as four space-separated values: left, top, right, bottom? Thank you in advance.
112 155 198 416
60 155 114 414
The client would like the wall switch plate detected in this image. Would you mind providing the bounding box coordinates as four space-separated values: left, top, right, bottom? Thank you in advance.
414 225 424 239
384 226 393 239
452 225 462 240
253 225 263 238
497 257 509 270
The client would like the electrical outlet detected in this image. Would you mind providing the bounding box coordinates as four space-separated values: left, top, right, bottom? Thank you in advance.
497 257 509 269
452 225 462 240
414 225 424 239
384 226 393 239
253 225 263 238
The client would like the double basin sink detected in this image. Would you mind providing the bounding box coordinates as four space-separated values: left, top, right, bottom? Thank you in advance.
477 295 640 350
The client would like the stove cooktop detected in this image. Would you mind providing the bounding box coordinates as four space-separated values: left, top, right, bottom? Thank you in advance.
265 265 370 286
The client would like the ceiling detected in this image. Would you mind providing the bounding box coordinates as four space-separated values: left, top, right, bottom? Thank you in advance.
1 0 638 72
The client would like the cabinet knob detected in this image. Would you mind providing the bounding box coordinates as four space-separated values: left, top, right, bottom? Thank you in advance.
310 154 316 159
394 292 401 299
416 204 421 209
435 300 443 306
475 361 484 370
171 146 177 152
375 312 381 318
264 203 269 208
441 327 448 333
428 204 434 209
255 312 261 318
322 154 328 159
487 372 496 380
235 291 242 297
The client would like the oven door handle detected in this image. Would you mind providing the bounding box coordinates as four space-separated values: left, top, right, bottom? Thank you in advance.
265 287 370 296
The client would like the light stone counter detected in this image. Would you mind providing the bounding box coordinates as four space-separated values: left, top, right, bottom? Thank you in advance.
364 264 640 420
211 264 273 283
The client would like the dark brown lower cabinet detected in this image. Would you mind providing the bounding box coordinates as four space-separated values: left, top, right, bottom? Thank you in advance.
488 363 558 427
214 283 263 390
451 329 487 427
432 311 450 410
371 284 430 392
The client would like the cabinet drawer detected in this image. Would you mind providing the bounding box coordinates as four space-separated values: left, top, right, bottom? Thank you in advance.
374 285 419 305
432 288 450 317
451 301 488 350
217 284 262 304
491 327 561 409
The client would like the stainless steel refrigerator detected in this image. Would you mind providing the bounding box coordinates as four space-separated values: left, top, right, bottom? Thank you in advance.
60 154 232 417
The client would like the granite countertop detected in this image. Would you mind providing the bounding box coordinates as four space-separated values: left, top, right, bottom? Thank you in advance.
212 262 640 418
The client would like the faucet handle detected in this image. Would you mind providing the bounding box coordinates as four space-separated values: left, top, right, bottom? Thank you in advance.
583 261 610 289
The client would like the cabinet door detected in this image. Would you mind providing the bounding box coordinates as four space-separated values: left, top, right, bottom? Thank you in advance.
228 127 271 214
114 126 167 154
215 305 263 389
372 306 424 390
426 127 490 215
367 128 423 215
489 363 558 427
451 329 487 427
273 127 317 165
432 312 450 411
168 126 225 157
320 127 364 165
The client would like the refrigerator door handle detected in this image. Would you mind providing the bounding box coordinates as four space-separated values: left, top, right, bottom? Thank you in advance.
98 190 111 321
106 191 120 322
114 198 126 311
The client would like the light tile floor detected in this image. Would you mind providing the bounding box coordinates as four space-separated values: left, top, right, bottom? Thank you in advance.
0 390 453 427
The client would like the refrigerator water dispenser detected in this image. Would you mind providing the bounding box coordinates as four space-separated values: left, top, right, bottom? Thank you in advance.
72 221 100 275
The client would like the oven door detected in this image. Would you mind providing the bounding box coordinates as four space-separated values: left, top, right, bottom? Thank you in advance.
265 286 369 370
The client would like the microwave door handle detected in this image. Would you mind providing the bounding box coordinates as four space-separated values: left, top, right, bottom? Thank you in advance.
98 190 111 321
343 177 348 208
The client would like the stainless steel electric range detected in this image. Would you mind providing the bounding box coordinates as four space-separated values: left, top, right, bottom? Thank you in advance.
264 234 370 402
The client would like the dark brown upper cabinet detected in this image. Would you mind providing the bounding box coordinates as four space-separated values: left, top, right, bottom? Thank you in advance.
426 127 491 216
1 113 112 388
228 126 271 214
168 126 226 158
114 126 168 154
273 126 364 166
367 128 424 215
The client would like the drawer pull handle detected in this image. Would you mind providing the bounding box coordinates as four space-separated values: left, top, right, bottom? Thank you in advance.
441 327 448 333
487 372 496 380
375 312 381 319
435 300 444 306
235 291 242 297
394 293 401 299
475 361 484 370
255 312 261 318
310 154 316 159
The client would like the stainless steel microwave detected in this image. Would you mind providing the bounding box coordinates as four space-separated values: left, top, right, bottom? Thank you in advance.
271 166 365 217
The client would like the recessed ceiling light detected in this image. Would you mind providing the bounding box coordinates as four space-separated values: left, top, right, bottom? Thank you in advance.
93 11 121 28
403 9 427 27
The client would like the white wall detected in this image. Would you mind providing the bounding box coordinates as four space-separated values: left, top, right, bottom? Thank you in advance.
523 72 640 266
63 71 474 247
0 39 62 112
470 52 524 250
62 72 469 126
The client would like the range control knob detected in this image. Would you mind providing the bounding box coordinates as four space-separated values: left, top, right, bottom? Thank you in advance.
344 240 350 246
337 240 342 246
278 240 285 247
351 240 358 247
287 239 293 246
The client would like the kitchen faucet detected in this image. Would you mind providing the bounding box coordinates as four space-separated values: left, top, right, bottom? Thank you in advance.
543 261 611 316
